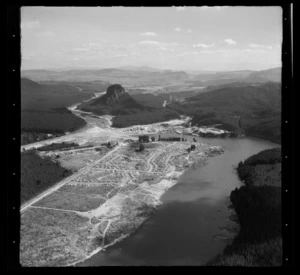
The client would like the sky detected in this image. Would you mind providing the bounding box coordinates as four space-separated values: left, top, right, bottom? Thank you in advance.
21 6 282 71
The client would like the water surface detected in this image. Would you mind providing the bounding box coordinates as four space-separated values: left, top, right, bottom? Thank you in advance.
78 137 279 266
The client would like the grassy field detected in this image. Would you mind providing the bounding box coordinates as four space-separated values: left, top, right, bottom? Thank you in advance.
33 186 107 212
207 147 282 266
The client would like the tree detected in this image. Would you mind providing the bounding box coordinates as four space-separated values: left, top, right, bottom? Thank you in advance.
139 143 145 152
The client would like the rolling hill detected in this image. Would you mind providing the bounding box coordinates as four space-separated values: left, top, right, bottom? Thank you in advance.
168 82 281 143
77 84 180 127
244 67 281 83
78 84 146 116
21 78 94 145
117 65 161 72
190 67 281 86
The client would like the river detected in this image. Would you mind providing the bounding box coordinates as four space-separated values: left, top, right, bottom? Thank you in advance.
78 136 279 266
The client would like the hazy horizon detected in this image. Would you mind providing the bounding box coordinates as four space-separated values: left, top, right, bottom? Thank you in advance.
20 65 281 73
21 6 282 71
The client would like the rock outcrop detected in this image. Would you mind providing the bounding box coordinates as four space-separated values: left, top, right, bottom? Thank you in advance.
104 84 126 106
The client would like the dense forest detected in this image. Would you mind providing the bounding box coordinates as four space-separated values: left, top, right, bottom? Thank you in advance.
37 142 79 152
21 129 65 146
168 82 281 143
21 150 72 204
21 108 86 132
77 81 281 143
21 78 92 145
208 147 282 266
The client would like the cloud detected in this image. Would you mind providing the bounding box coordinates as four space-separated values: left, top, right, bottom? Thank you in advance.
224 38 237 45
72 47 91 52
113 54 128 58
35 31 55 37
198 50 215 54
249 44 273 50
177 51 199 56
138 40 160 45
174 27 182 32
193 43 215 49
176 7 185 11
21 20 40 29
138 41 178 47
22 52 36 60
130 52 142 56
187 29 193 33
140 32 157 36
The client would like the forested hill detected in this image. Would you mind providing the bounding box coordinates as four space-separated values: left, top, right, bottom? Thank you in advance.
78 84 147 116
21 78 93 145
89 84 145 110
185 82 281 114
21 77 94 111
167 82 281 143
190 67 281 86
78 84 181 127
208 147 282 266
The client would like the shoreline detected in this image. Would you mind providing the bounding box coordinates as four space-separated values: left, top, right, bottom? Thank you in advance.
206 147 282 266
68 158 215 267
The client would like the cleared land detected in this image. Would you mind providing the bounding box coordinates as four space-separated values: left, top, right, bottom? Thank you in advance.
20 136 223 267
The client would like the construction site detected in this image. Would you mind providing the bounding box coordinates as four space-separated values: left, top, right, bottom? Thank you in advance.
20 124 224 266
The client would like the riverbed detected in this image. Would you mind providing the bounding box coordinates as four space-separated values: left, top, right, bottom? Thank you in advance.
78 137 279 266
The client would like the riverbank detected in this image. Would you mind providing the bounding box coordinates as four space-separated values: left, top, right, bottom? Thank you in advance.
70 171 181 267
20 137 224 266
71 144 224 267
207 147 282 266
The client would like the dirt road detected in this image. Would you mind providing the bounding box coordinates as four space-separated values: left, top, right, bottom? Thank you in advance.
20 144 123 212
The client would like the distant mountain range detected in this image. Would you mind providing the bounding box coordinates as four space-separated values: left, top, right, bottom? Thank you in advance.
21 68 190 85
190 67 281 86
22 66 281 88
117 65 162 72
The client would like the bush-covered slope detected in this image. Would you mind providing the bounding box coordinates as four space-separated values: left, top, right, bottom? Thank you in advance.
168 82 281 143
207 148 282 266
78 84 181 127
21 150 72 204
21 78 92 145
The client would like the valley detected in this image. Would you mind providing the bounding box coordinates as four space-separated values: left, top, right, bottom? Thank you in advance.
20 66 282 267
20 109 224 266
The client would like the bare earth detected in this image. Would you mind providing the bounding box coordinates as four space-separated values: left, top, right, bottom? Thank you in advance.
20 109 224 267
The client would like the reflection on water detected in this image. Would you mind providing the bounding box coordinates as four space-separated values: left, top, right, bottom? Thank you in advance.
79 137 279 266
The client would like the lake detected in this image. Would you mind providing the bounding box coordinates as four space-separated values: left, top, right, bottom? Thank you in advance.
77 136 279 266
